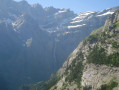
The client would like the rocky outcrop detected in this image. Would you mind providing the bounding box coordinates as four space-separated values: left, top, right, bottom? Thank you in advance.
82 64 119 89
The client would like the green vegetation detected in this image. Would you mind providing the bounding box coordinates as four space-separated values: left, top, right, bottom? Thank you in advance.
19 81 48 90
114 21 119 29
87 45 119 66
83 23 118 45
112 42 119 48
83 27 103 45
83 34 98 45
84 32 100 44
44 77 60 90
87 34 99 44
87 46 107 65
83 86 90 90
98 80 118 90
90 27 103 35
111 33 119 37
19 75 60 90
108 53 119 66
99 31 114 44
65 52 84 88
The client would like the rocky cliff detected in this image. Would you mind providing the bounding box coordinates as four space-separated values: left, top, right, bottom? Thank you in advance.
34 10 119 90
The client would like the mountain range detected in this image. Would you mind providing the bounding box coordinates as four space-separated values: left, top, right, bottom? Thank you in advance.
23 9 119 90
0 0 119 90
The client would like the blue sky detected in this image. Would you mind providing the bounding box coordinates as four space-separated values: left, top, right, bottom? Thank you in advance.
15 0 119 13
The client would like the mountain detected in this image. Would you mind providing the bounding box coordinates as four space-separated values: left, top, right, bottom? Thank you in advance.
0 0 119 89
31 10 119 90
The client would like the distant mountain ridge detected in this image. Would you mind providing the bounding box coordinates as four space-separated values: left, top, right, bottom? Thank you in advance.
0 0 119 90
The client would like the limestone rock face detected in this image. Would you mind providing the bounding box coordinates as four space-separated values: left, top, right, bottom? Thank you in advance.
42 10 119 90
82 64 119 89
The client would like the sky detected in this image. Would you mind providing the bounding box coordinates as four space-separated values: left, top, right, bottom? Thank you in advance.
15 0 119 13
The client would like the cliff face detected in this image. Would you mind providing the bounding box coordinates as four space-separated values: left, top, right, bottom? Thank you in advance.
41 10 119 90
1 0 119 90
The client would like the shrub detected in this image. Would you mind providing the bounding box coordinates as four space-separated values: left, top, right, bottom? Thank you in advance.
87 46 119 66
44 78 59 90
108 53 119 66
83 86 90 90
65 53 84 88
87 46 108 65
112 42 119 48
114 21 119 29
98 80 118 90
86 34 98 44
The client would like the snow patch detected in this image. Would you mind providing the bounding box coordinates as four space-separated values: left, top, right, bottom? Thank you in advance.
58 9 67 13
70 20 83 24
97 11 114 17
83 11 95 16
68 24 86 29
55 9 67 15
72 11 95 21
63 31 71 35
26 37 32 47
12 23 16 26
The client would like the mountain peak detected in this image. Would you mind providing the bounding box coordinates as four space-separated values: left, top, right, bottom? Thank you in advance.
32 3 43 9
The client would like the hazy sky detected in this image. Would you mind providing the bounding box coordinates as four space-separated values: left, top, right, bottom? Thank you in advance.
15 0 119 13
